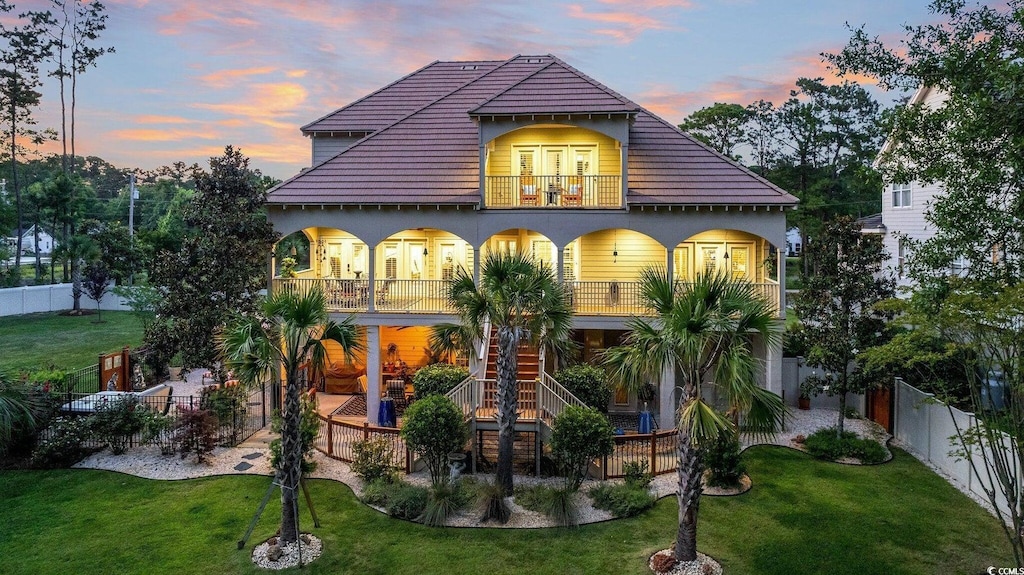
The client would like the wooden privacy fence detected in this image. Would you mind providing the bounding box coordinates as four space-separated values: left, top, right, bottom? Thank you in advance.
313 413 412 473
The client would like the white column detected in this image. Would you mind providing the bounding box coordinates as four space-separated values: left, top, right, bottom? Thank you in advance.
658 363 676 430
665 246 674 280
367 246 376 312
556 244 564 283
366 325 381 425
766 343 782 396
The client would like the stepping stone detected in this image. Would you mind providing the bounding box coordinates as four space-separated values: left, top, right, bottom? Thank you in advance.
234 462 253 471
242 452 263 460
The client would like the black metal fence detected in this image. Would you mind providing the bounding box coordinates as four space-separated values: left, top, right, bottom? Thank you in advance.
41 382 269 452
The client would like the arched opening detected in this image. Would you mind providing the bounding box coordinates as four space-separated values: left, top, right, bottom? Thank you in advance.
481 228 556 268
675 229 781 313
484 125 623 208
273 231 311 277
374 228 473 313
564 228 666 315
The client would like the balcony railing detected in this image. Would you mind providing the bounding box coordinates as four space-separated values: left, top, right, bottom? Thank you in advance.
484 175 621 208
273 278 781 317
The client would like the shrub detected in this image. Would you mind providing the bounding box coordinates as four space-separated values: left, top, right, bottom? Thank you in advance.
26 368 69 392
553 364 612 412
142 412 177 455
843 406 861 419
31 416 93 468
422 482 472 527
352 437 398 484
361 477 395 507
804 428 888 464
702 428 746 488
589 482 656 518
401 395 469 487
549 406 614 491
479 479 510 523
512 484 578 525
385 482 429 520
91 396 148 455
269 394 320 473
623 460 652 489
412 364 469 399
201 385 247 433
174 407 218 463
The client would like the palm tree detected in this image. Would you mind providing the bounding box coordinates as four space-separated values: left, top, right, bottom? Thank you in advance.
220 287 362 544
0 371 38 455
431 250 573 495
53 234 98 314
603 269 785 562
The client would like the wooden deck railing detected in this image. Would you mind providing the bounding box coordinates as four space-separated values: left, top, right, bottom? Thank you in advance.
313 413 411 472
484 175 622 209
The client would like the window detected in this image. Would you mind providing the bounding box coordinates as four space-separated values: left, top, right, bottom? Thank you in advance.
897 240 907 277
950 256 968 277
892 183 912 208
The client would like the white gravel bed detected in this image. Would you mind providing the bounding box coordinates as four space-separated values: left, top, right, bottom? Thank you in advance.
649 550 722 575
71 408 888 529
252 534 322 570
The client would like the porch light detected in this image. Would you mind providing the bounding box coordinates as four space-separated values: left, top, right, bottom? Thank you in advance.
423 247 428 256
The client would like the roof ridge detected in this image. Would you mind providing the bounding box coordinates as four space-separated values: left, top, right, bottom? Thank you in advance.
545 54 638 109
270 55 528 196
301 60 442 133
635 108 798 203
469 58 557 111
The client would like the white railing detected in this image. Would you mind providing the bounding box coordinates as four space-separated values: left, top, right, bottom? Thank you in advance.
538 373 588 426
374 279 454 313
484 175 622 209
274 278 781 317
444 376 479 419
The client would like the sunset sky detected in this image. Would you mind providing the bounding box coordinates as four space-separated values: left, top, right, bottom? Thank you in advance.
14 0 933 180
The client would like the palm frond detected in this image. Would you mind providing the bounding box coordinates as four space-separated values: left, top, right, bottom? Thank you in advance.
741 386 787 440
677 398 731 446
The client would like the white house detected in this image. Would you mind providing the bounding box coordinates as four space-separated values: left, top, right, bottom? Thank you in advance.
785 227 802 257
877 86 950 290
14 225 57 255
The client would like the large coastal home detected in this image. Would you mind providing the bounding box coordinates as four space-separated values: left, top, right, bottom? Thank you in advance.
265 55 798 442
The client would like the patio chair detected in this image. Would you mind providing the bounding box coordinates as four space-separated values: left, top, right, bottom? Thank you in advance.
520 175 538 206
562 175 582 206
386 379 407 409
376 279 394 306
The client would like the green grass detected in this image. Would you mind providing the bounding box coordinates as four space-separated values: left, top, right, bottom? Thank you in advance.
0 311 143 373
0 447 1011 574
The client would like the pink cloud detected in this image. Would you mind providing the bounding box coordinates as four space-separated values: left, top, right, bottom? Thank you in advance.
197 66 277 89
106 128 220 142
566 4 670 43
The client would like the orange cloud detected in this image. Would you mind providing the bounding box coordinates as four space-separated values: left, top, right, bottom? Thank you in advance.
132 114 197 125
566 4 670 43
198 66 277 89
597 0 695 7
108 128 220 142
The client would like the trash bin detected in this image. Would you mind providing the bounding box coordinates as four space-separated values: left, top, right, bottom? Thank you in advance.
378 397 397 428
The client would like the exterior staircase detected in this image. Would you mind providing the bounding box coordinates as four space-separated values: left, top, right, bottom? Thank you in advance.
483 330 540 381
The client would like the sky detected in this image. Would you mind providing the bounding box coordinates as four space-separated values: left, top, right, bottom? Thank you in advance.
11 0 938 181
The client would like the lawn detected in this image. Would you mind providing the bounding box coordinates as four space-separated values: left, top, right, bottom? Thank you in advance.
0 447 1010 575
0 311 143 373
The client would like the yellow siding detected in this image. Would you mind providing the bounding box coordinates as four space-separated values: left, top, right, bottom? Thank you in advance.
674 230 766 283
380 326 433 369
487 125 620 176
579 230 665 281
323 338 367 370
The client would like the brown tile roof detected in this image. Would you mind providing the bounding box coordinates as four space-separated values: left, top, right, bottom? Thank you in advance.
269 55 798 208
627 112 796 205
302 60 502 134
471 59 639 116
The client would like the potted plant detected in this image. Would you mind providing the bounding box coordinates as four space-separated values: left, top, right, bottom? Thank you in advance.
798 375 822 410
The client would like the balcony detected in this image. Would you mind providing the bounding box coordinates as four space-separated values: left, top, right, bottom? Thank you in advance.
484 175 621 208
273 278 781 317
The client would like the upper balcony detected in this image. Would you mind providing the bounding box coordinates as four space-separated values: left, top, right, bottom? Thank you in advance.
482 124 625 210
484 175 621 208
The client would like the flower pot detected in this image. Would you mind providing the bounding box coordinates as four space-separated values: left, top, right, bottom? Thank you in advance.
798 396 810 410
168 367 183 381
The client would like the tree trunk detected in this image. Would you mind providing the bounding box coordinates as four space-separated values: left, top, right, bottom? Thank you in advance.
279 366 302 544
71 257 83 312
494 327 519 496
675 424 702 562
10 72 21 274
836 370 848 437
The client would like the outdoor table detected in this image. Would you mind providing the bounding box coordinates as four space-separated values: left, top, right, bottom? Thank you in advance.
61 391 139 414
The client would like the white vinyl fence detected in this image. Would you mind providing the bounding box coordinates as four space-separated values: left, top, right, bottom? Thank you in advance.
0 283 131 317
781 356 866 413
895 378 1020 518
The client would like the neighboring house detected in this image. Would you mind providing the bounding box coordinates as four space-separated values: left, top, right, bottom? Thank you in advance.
857 213 885 236
877 86 950 289
785 227 802 257
266 55 798 432
8 225 56 255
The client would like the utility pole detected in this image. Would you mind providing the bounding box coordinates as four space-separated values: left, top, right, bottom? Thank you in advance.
128 174 137 285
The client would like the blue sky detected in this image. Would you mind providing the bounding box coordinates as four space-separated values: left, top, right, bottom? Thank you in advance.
13 0 936 179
